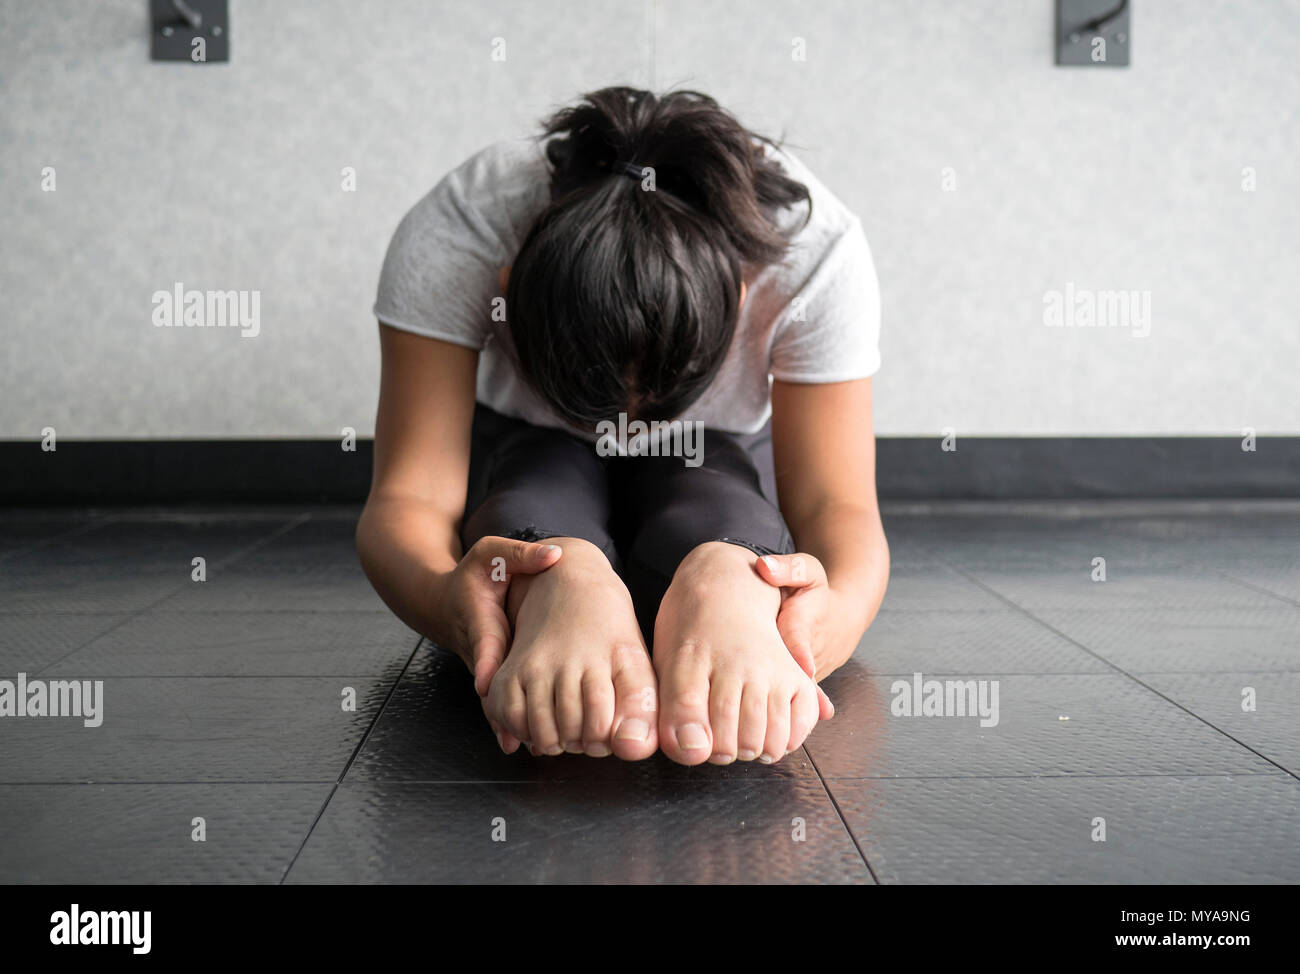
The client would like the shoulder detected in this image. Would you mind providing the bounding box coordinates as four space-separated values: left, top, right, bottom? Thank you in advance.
374 140 552 339
392 138 552 253
760 141 864 255
745 142 882 379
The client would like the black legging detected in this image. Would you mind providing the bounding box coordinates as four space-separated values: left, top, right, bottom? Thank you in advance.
460 404 796 643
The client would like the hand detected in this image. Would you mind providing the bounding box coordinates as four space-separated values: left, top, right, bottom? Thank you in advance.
433 537 563 697
755 552 837 721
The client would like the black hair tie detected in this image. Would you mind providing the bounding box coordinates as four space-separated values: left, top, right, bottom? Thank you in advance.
615 160 646 180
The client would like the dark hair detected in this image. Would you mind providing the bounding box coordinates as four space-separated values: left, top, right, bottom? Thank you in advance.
504 86 811 431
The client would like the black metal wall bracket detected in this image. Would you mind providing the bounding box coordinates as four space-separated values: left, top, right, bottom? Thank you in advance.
1056 0 1130 66
150 0 228 62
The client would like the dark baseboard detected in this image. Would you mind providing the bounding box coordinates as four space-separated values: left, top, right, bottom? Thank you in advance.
0 441 375 505
875 437 1300 499
0 437 1296 504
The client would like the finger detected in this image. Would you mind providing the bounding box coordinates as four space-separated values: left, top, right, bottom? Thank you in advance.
773 602 834 720
466 600 512 697
775 600 818 674
757 553 822 590
471 536 563 582
780 617 817 680
816 685 835 721
776 611 834 720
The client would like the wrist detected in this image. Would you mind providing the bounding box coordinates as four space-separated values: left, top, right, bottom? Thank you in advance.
821 584 868 670
422 567 461 650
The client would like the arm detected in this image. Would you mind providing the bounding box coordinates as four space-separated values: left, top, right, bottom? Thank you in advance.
355 324 560 693
356 324 476 621
761 376 890 679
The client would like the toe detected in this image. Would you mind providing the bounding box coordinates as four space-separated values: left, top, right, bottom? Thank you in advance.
524 675 563 756
554 669 585 754
761 689 792 764
657 639 714 765
580 668 616 757
707 676 743 765
484 715 522 755
610 644 657 760
736 683 768 762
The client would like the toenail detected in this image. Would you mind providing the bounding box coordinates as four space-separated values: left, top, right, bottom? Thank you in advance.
543 745 564 756
585 743 612 757
758 753 775 764
712 753 736 765
737 748 758 761
615 718 650 742
563 742 584 754
677 723 709 750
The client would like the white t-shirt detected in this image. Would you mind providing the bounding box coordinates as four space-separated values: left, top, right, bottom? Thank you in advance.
374 137 881 437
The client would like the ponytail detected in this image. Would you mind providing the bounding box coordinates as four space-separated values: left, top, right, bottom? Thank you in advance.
506 86 811 431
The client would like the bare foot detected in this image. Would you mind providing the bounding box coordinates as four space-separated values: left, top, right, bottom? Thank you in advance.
653 542 821 766
483 538 659 760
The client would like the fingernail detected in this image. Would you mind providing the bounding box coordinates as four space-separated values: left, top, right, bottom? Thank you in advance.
616 718 650 742
737 748 758 761
677 723 709 750
585 743 612 757
761 555 779 572
542 544 560 552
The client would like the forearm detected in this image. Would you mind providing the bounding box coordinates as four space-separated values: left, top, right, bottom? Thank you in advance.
355 493 463 645
787 500 890 676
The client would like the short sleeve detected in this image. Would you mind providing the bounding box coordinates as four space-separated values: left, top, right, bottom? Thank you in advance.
768 217 882 383
373 145 533 349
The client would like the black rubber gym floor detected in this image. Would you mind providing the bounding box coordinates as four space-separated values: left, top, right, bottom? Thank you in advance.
1 501 1297 883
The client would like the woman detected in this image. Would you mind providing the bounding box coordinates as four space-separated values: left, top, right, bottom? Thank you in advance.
356 87 889 766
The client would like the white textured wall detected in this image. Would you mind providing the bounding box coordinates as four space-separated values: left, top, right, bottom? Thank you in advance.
2 0 1297 438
